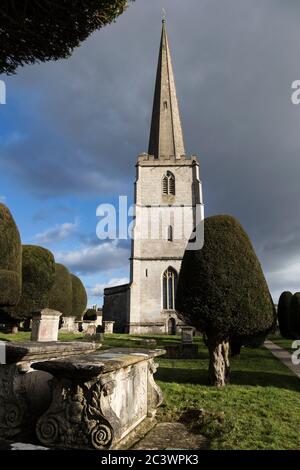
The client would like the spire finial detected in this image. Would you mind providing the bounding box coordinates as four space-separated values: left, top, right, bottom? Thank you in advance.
162 8 166 23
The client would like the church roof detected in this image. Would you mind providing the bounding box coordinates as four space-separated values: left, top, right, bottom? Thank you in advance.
148 19 186 159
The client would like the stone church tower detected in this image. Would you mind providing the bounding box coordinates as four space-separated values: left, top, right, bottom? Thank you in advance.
103 20 204 334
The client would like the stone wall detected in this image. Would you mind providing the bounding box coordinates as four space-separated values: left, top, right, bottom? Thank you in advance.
103 284 130 333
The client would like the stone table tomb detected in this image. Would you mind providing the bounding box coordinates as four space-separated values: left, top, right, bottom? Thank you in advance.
32 348 165 450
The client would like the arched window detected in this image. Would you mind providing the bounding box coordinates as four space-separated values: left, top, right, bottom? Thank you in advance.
162 171 175 195
163 267 178 310
167 225 173 241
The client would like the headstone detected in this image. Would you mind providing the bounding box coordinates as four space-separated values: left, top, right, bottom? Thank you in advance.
11 325 19 335
60 316 76 333
181 326 194 345
103 321 115 334
31 309 61 342
84 323 96 336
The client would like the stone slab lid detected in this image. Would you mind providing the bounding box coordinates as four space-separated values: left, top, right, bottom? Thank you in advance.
32 348 166 381
3 341 99 364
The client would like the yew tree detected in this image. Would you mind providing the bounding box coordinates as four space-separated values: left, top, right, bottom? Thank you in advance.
290 293 300 339
71 273 87 319
0 203 22 307
277 291 293 339
0 1 133 74
176 215 276 387
49 263 73 316
7 245 56 320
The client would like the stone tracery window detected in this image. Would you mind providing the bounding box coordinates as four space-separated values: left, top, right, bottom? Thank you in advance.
163 267 178 310
162 171 175 195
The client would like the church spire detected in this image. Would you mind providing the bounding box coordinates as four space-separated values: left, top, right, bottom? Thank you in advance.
148 19 186 159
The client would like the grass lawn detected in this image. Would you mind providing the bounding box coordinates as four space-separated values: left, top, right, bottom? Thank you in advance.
156 341 300 450
0 330 299 449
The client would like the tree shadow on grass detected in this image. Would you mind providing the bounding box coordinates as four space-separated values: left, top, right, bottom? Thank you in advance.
157 367 209 385
230 370 300 391
157 367 300 392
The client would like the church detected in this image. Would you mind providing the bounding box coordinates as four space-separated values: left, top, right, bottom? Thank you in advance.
103 19 204 334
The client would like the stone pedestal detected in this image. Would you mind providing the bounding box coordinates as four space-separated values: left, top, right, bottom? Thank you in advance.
33 348 165 450
103 321 115 334
0 341 98 440
31 309 61 342
95 314 102 328
11 325 19 335
181 326 194 345
60 316 76 333
84 323 97 336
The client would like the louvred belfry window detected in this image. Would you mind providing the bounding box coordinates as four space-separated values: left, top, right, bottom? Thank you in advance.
162 171 175 195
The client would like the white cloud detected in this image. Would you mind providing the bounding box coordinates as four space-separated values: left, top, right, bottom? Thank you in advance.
35 220 79 244
0 195 6 203
266 258 300 303
88 277 129 297
55 240 130 275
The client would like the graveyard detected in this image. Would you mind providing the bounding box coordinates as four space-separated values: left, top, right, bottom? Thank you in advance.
1 1 300 457
1 329 299 450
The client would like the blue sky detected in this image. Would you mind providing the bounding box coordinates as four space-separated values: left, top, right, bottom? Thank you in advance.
1 0 300 306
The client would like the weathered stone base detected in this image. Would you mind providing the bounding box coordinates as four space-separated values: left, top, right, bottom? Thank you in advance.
103 321 115 334
33 348 165 450
113 417 157 450
0 341 98 440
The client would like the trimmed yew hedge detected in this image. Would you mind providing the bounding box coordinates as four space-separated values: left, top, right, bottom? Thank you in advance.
8 245 56 320
49 263 73 316
71 273 87 319
290 293 300 339
277 291 293 339
176 215 276 386
0 203 22 308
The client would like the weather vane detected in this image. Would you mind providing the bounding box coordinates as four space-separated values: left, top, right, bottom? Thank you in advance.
162 8 166 22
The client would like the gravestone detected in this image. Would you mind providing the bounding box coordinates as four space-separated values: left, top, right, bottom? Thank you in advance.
103 321 115 334
84 323 97 336
31 309 61 342
181 326 194 345
60 316 76 333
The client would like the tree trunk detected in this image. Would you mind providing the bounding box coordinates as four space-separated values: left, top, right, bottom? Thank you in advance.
207 336 230 386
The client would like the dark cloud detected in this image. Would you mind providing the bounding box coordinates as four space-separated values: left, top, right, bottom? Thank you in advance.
1 0 300 299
